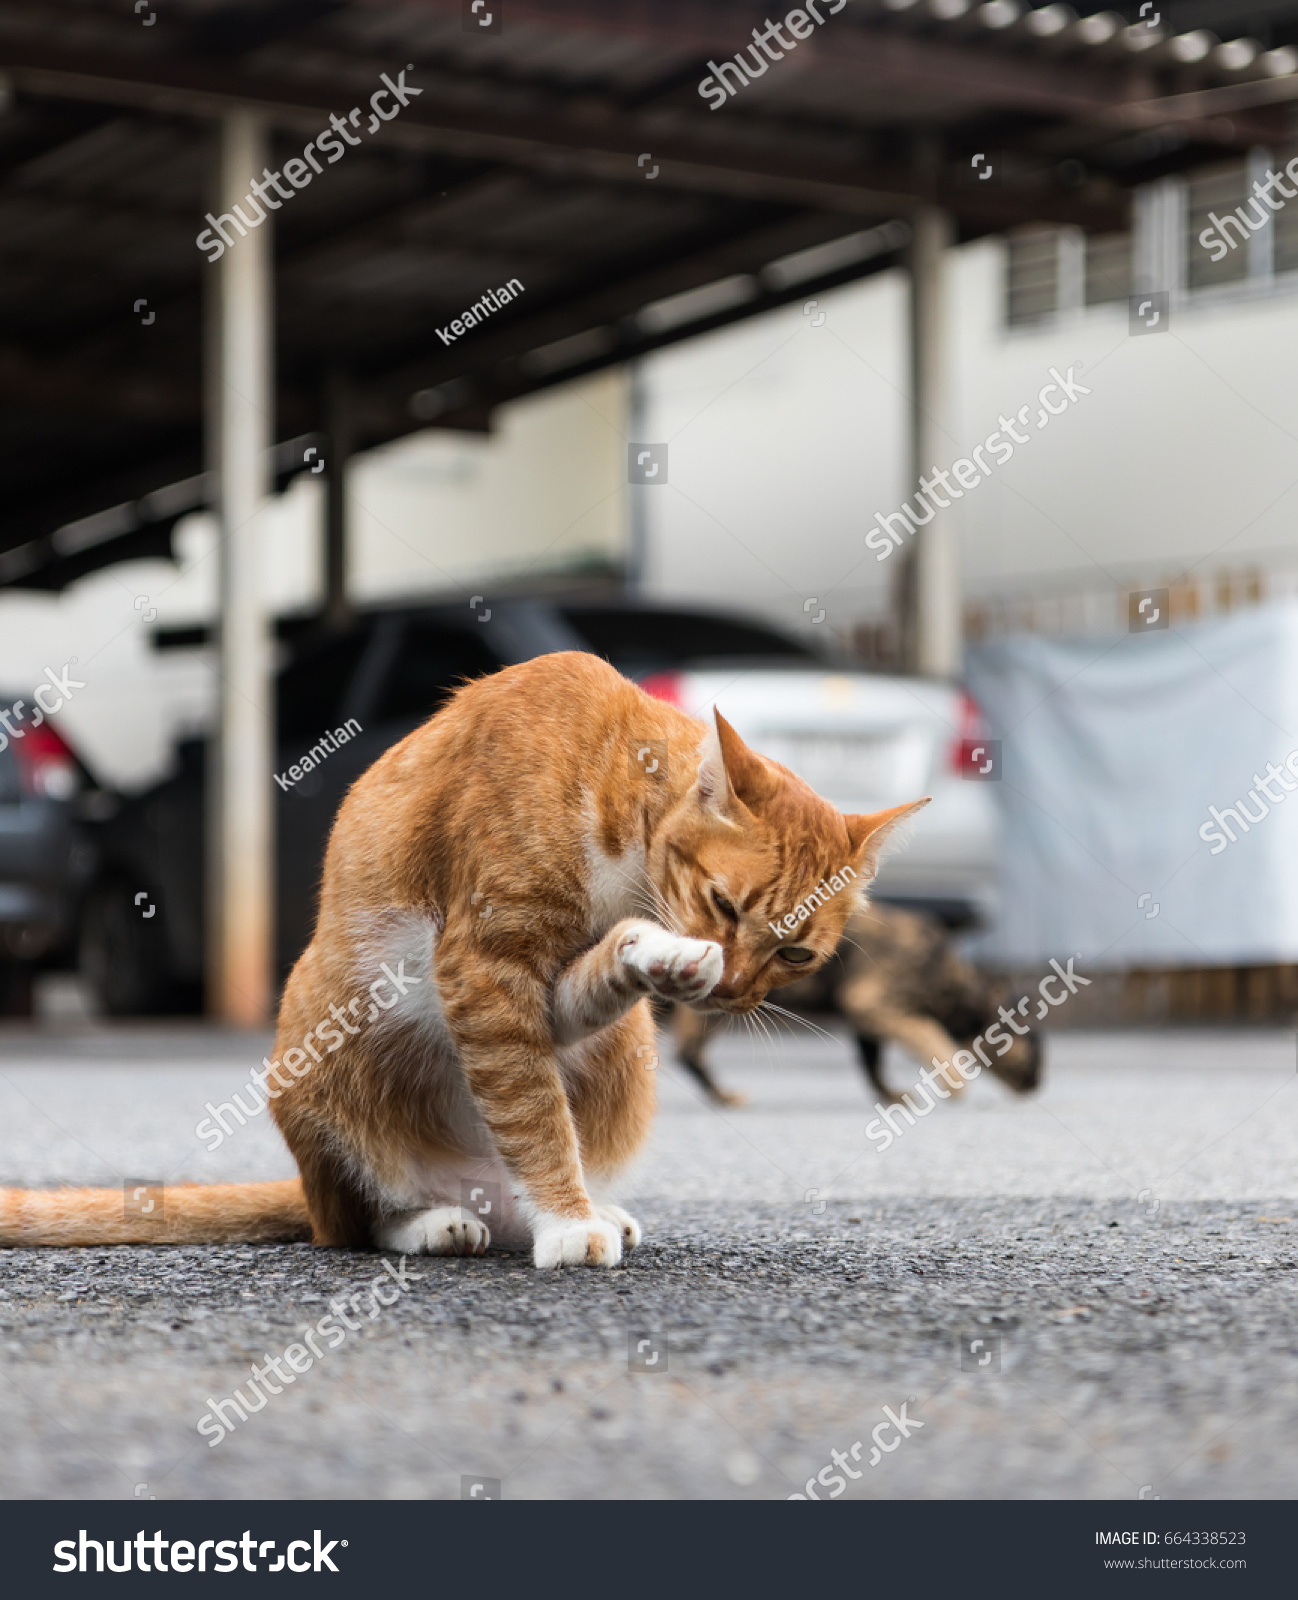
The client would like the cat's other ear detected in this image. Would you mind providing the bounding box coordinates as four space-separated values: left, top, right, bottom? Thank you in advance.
696 709 777 817
845 798 931 880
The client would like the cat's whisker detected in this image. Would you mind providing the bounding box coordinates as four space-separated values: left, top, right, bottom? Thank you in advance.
740 1000 778 1074
759 1001 840 1047
760 1002 837 1043
630 874 682 937
752 1007 779 1061
647 884 684 937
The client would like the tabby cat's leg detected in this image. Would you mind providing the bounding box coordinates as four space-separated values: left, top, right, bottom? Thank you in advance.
673 1005 745 1107
854 1033 902 1104
839 973 967 1097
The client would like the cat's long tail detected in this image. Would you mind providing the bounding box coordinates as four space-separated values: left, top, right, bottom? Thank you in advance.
0 1180 311 1247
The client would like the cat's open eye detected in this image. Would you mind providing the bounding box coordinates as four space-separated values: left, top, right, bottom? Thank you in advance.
779 946 815 965
712 889 738 921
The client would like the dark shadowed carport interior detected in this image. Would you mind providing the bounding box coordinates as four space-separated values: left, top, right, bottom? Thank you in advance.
4 0 1297 590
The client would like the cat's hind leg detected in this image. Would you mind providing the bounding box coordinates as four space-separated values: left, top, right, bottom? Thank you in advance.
375 1208 489 1256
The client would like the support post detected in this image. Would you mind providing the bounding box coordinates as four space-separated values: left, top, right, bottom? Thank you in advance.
324 370 353 630
207 110 274 1026
626 359 648 591
904 201 962 679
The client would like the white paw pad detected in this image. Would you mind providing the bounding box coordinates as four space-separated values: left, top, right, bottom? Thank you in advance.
595 1204 642 1252
532 1216 622 1269
378 1207 490 1257
619 926 724 1003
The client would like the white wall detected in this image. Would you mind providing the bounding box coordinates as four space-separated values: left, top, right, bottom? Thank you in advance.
946 241 1298 601
637 272 909 646
348 364 627 602
639 239 1298 633
0 366 628 791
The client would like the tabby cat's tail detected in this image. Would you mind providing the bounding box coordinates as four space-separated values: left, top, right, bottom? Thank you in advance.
0 1180 311 1247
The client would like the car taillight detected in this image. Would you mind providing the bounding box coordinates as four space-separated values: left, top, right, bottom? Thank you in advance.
948 691 990 775
639 672 686 709
12 722 80 800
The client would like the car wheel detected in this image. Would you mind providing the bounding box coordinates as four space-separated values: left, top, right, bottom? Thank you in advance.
79 880 174 1015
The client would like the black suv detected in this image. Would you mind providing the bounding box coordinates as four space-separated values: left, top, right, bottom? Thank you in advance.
80 596 820 1013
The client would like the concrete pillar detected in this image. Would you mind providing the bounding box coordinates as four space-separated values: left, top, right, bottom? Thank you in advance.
626 360 649 591
1133 175 1185 301
907 202 962 679
1248 147 1274 283
208 110 274 1026
324 370 353 630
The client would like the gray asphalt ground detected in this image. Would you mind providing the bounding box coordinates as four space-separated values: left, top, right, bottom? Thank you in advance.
1 1021 1295 1500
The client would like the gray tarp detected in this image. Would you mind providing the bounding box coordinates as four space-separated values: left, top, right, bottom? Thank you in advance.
964 602 1298 969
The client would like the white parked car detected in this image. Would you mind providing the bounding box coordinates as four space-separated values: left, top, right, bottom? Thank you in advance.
559 601 999 927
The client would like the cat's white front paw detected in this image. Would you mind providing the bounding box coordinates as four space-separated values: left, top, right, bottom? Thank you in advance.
377 1207 490 1257
595 1203 642 1252
532 1215 622 1268
618 925 724 1003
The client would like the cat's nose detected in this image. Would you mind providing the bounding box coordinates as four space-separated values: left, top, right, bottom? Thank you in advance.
706 979 743 1003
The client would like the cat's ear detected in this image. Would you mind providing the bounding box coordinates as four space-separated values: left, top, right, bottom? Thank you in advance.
844 798 931 879
696 709 777 817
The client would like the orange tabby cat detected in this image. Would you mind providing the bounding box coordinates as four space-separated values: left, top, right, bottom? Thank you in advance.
1 652 926 1266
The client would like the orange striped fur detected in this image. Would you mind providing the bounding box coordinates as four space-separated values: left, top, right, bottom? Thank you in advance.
3 653 926 1266
0 1181 309 1247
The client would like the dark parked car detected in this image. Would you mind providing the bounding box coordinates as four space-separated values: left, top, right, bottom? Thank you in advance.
0 698 96 1013
79 596 821 1013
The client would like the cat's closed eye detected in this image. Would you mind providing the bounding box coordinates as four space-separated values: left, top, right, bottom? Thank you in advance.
711 889 738 921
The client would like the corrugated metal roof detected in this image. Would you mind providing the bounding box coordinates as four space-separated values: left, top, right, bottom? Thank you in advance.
1 0 1296 585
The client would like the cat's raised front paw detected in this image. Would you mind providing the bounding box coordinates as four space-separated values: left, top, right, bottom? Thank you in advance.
618 926 723 1003
532 1215 622 1268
